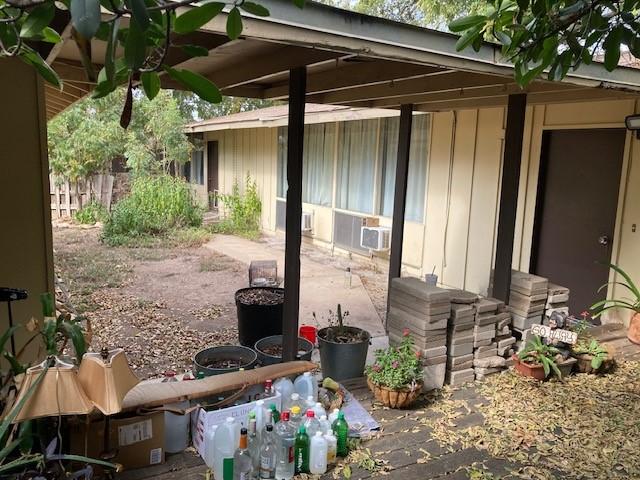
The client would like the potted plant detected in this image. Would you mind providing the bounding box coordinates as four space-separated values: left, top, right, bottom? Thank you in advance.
365 330 423 409
514 336 567 381
571 338 615 374
254 335 314 365
590 263 640 345
316 304 370 381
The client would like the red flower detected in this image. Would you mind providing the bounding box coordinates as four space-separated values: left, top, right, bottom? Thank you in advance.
581 311 589 318
372 364 381 372
392 361 399 368
415 351 421 359
403 328 410 337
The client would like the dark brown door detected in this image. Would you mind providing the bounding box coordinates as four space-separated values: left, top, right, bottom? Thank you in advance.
531 129 625 315
207 141 219 210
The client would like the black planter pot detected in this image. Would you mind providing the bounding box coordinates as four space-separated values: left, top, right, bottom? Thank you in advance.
193 345 258 377
254 335 314 366
318 326 370 381
235 287 284 347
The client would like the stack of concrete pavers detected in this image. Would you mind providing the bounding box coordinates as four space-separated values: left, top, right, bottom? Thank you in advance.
509 271 548 332
388 277 451 391
472 298 508 380
544 283 570 324
444 290 478 386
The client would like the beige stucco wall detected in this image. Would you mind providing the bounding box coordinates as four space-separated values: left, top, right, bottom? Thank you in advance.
0 59 54 361
206 99 640 322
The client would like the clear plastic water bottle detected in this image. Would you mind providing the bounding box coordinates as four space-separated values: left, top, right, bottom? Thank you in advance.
318 415 332 435
294 372 317 401
289 406 303 431
302 410 320 437
328 408 340 425
305 395 315 410
259 425 277 479
288 393 303 414
252 399 268 443
332 411 349 457
312 402 325 420
274 411 295 480
324 431 337 465
204 425 217 469
274 378 294 409
309 431 328 474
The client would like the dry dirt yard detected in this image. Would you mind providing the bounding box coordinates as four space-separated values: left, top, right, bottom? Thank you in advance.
53 223 389 379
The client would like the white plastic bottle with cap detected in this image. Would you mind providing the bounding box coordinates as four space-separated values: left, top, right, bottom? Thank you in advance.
215 417 240 480
205 425 218 469
312 402 325 420
294 372 317 401
309 431 328 474
305 396 315 410
328 408 340 425
318 415 332 435
288 393 303 414
251 400 268 442
273 378 294 409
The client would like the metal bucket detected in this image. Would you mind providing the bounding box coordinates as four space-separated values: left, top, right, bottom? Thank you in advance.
193 345 258 377
254 335 314 366
317 326 370 381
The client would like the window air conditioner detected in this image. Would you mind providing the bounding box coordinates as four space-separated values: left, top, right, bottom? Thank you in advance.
301 212 313 233
360 226 391 251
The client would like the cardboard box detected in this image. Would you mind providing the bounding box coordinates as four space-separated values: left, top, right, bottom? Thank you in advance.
71 412 165 470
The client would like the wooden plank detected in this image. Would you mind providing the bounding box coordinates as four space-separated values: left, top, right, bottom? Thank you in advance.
493 94 527 302
386 104 413 327
105 175 114 210
65 179 71 216
282 67 306 362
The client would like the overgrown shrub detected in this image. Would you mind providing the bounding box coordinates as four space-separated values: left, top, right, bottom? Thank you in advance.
103 175 203 244
74 201 109 224
211 174 262 239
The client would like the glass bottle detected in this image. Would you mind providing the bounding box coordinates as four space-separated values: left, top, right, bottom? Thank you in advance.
269 403 280 424
259 425 277 479
234 428 253 480
263 379 274 398
332 411 349 457
294 425 310 474
274 411 295 480
248 416 260 478
344 267 352 288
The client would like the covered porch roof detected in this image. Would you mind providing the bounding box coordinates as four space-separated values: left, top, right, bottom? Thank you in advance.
46 0 640 119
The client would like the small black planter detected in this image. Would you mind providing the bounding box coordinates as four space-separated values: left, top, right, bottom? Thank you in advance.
318 326 370 381
193 345 258 377
235 287 284 347
254 335 314 366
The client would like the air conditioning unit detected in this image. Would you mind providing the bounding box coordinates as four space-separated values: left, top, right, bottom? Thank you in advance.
360 226 391 251
301 212 313 233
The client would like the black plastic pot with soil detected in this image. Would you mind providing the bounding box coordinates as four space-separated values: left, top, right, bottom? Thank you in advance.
254 335 314 366
235 287 284 347
193 345 258 377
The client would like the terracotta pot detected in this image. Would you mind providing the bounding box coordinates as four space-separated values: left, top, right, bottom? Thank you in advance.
512 355 547 381
366 377 422 409
574 350 616 374
628 312 640 345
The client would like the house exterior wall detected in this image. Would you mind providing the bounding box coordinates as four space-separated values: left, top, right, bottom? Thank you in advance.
205 99 640 323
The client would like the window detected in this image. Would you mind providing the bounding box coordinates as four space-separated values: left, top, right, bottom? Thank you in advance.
276 124 336 206
191 149 204 185
378 114 430 222
336 119 378 214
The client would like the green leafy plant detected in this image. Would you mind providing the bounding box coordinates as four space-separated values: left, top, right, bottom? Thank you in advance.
365 330 422 390
73 200 109 225
212 174 262 239
572 339 608 370
103 174 203 244
590 263 640 318
518 335 562 379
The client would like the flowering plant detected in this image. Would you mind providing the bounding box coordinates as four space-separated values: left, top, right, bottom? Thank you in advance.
365 329 423 390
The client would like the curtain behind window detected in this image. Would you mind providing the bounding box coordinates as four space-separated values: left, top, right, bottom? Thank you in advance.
336 119 378 214
277 126 288 197
303 124 335 206
379 114 429 222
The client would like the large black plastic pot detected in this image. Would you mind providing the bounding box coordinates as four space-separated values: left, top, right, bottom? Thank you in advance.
193 345 258 377
235 287 284 347
254 335 314 366
318 326 370 381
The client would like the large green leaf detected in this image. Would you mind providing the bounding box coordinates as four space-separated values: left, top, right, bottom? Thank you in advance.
70 0 102 39
240 1 269 17
603 27 622 72
226 6 243 40
105 18 119 83
124 0 150 30
124 20 147 69
21 51 62 88
174 2 225 34
180 44 209 57
449 15 487 33
41 27 63 43
141 71 160 100
20 3 55 38
0 326 20 354
0 454 43 475
163 66 222 103
60 320 86 360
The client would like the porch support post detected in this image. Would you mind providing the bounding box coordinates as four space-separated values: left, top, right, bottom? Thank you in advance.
386 104 413 330
282 66 306 361
493 93 527 303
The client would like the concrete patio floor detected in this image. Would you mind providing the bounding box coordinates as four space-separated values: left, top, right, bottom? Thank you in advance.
204 234 387 340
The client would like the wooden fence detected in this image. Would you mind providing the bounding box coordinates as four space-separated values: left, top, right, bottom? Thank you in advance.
50 174 115 218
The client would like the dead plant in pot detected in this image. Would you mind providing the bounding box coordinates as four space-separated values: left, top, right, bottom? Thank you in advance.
571 338 615 374
365 330 423 408
590 263 640 345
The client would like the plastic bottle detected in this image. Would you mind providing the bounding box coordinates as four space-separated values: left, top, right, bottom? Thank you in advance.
294 372 317 401
305 395 315 410
318 415 332 435
252 400 268 442
196 371 206 380
289 406 303 431
294 425 309 474
205 425 217 469
247 416 260 478
215 417 240 480
259 425 277 479
302 410 320 437
234 428 253 480
288 393 303 414
324 431 337 465
309 431 328 475
269 403 280 424
273 378 294 409
332 411 349 457
328 408 340 425
312 402 325 420
263 379 274 399
274 411 295 480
